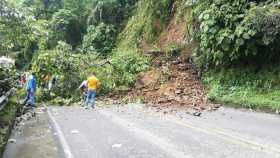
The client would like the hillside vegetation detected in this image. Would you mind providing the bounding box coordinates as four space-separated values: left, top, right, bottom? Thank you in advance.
0 0 280 111
192 0 280 110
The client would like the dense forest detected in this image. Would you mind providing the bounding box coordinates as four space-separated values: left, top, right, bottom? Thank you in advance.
1 0 149 103
1 0 280 110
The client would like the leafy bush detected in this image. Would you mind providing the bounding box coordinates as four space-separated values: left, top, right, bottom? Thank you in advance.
32 40 149 98
0 67 16 95
193 0 280 67
110 52 150 86
242 5 280 62
32 41 82 98
84 52 150 94
82 23 117 55
203 66 280 110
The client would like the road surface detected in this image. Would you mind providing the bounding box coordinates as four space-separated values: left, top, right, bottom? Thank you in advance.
3 104 280 158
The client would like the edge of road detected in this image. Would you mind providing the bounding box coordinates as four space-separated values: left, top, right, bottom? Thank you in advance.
47 107 74 158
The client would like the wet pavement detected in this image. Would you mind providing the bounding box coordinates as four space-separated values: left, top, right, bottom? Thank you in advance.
2 108 60 158
48 104 280 158
2 104 280 158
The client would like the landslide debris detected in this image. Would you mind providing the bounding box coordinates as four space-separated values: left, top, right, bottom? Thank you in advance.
129 53 219 111
129 15 220 111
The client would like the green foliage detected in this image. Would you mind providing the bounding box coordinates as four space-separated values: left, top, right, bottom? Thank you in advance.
2 0 156 102
21 0 63 19
0 68 16 95
175 0 193 23
32 42 82 98
193 0 280 67
82 23 117 55
190 0 280 109
0 0 54 68
0 1 28 53
32 41 149 99
51 9 81 46
0 96 18 153
63 0 89 15
242 5 280 61
117 0 173 51
87 0 138 25
110 52 150 86
87 0 121 25
84 52 150 94
203 67 280 111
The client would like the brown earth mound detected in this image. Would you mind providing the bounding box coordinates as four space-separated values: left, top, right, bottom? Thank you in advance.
130 15 219 111
129 55 219 110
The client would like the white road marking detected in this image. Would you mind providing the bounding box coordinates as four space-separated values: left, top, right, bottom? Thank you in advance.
47 108 74 158
101 110 191 158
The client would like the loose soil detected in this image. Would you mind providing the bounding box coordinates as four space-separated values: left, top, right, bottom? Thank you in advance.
112 14 220 111
130 55 219 111
132 15 219 111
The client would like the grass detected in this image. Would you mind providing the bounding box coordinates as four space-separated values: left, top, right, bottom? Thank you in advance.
116 0 171 52
204 67 280 112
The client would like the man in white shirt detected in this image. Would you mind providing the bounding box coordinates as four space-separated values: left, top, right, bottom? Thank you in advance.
78 80 88 105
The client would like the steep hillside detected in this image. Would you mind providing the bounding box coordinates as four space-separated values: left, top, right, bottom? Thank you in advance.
114 0 280 112
115 0 172 53
113 0 219 110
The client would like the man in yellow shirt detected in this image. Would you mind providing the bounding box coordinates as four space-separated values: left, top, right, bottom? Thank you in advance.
85 72 101 109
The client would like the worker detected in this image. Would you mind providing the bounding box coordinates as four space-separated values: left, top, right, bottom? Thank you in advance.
23 72 37 107
78 80 88 105
85 72 100 109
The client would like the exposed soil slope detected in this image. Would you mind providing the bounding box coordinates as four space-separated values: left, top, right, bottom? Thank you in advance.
132 55 208 109
130 16 219 110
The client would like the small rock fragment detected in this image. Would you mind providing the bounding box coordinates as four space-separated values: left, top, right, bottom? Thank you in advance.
112 144 122 148
175 90 183 94
71 129 80 134
193 111 202 117
8 139 16 144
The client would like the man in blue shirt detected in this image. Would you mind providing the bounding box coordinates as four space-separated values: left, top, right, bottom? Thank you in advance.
23 72 37 107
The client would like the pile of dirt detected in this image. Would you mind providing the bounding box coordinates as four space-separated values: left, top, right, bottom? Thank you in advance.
129 54 219 111
129 14 219 111
158 17 187 49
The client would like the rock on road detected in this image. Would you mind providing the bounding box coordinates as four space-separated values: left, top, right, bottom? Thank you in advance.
4 104 280 158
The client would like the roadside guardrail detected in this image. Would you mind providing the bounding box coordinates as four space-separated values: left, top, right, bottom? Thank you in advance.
0 89 13 112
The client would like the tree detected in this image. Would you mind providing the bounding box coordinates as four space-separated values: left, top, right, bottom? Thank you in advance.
32 41 82 98
82 23 117 55
87 0 138 25
51 9 81 47
21 0 63 19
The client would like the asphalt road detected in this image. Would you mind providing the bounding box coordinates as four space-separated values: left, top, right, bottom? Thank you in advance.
44 104 280 158
2 108 60 158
